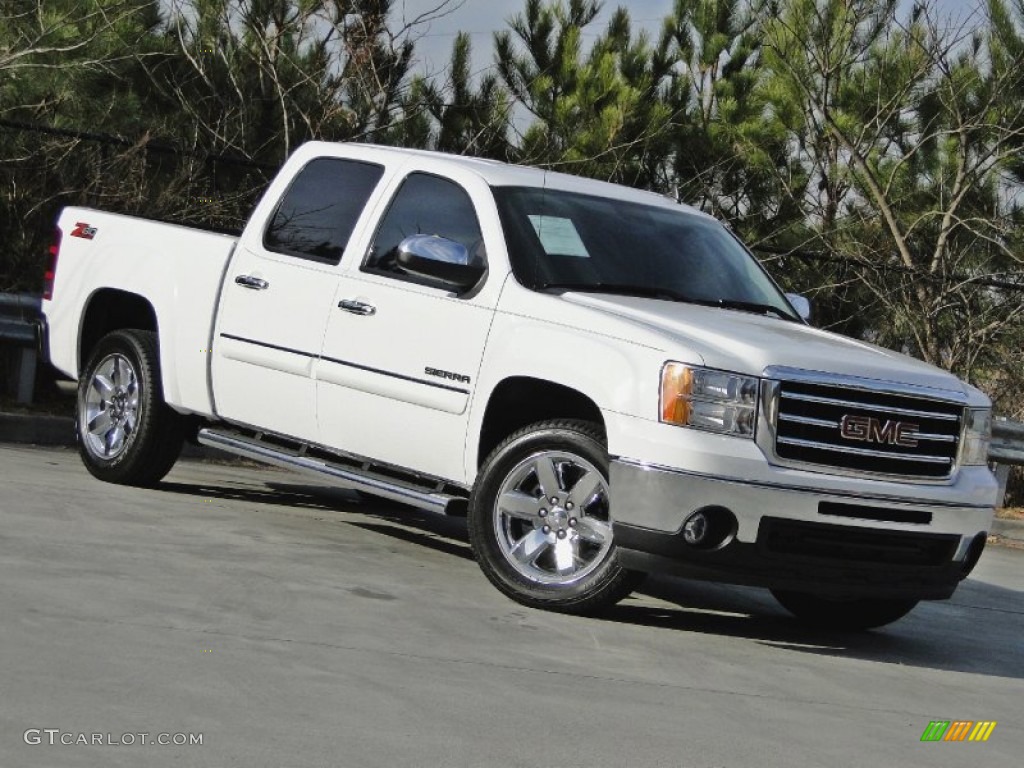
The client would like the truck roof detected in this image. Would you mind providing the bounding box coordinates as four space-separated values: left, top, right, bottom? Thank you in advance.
302 141 705 216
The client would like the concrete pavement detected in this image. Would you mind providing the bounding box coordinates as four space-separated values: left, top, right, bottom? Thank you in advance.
0 444 1021 767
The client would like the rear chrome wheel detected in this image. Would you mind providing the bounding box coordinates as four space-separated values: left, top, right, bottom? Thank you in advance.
76 330 183 486
81 353 140 460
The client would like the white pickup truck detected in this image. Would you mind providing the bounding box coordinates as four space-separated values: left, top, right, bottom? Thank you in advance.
41 141 997 629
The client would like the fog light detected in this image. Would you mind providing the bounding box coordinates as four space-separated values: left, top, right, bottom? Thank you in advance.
683 512 709 545
681 506 737 550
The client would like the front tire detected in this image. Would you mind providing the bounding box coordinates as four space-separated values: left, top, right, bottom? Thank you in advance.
771 589 919 631
77 329 184 486
468 419 643 614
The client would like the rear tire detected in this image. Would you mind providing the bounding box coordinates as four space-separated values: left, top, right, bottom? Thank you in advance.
76 329 184 486
468 419 644 614
771 589 919 631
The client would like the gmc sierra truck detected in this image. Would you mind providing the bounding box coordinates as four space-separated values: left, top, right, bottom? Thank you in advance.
40 142 998 629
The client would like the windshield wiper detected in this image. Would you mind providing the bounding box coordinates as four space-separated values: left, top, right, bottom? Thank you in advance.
536 282 691 302
687 297 795 320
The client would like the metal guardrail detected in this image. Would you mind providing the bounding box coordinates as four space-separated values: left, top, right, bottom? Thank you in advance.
990 419 1024 463
0 292 42 403
990 419 1024 506
0 292 40 340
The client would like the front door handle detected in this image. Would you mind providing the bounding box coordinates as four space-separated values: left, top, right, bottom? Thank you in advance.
338 299 376 316
235 275 269 290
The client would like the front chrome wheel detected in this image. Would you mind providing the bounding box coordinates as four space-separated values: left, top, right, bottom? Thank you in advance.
469 420 642 614
80 353 140 459
494 449 615 588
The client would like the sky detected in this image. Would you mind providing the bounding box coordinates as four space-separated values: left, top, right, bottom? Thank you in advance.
394 0 678 77
393 0 988 79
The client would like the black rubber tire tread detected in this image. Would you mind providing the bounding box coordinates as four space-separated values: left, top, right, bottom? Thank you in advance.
771 589 919 631
77 329 184 487
468 418 644 615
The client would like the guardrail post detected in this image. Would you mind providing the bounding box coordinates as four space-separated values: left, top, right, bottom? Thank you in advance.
994 464 1010 509
15 346 37 404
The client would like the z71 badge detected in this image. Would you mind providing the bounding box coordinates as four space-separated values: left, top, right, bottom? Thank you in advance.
70 222 98 240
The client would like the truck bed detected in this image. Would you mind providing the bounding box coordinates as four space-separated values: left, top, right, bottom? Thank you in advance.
44 208 237 417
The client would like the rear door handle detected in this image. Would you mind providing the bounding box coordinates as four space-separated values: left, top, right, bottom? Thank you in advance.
338 299 376 316
235 275 269 290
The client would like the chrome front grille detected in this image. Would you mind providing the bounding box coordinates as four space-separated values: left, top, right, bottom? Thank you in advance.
770 378 963 479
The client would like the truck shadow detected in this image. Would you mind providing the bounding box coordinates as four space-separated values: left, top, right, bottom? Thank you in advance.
157 478 476 561
158 479 353 511
264 481 477 562
158 477 1023 680
605 572 1024 680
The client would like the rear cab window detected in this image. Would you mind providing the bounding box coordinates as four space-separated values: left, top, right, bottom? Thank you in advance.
264 158 384 265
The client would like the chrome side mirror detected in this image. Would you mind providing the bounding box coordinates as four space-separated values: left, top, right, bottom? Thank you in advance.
396 234 484 292
785 293 811 322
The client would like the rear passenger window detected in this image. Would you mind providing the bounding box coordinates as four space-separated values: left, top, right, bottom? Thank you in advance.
264 158 383 264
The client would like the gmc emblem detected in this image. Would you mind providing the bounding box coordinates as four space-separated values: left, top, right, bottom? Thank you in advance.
839 415 920 448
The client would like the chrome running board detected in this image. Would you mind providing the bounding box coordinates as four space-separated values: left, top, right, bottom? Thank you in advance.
197 428 467 515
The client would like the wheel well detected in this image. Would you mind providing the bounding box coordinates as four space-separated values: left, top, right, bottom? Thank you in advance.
478 377 605 466
79 289 157 370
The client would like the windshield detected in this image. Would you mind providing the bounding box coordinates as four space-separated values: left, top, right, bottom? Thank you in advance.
493 186 798 320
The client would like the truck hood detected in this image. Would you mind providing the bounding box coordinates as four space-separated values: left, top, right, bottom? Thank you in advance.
561 292 971 396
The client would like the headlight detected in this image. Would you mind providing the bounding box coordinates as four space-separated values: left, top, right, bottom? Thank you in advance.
960 408 992 466
660 363 759 437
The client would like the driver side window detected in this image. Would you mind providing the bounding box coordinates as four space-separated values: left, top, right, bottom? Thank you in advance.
363 172 485 278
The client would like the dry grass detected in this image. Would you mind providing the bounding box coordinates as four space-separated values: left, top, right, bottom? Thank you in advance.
996 507 1024 520
989 534 1024 550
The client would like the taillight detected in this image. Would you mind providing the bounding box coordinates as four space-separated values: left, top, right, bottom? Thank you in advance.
43 226 61 301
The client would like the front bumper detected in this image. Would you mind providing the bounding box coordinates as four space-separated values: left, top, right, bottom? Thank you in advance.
610 458 994 600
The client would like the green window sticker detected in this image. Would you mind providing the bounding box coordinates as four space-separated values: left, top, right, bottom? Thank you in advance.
528 215 590 258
